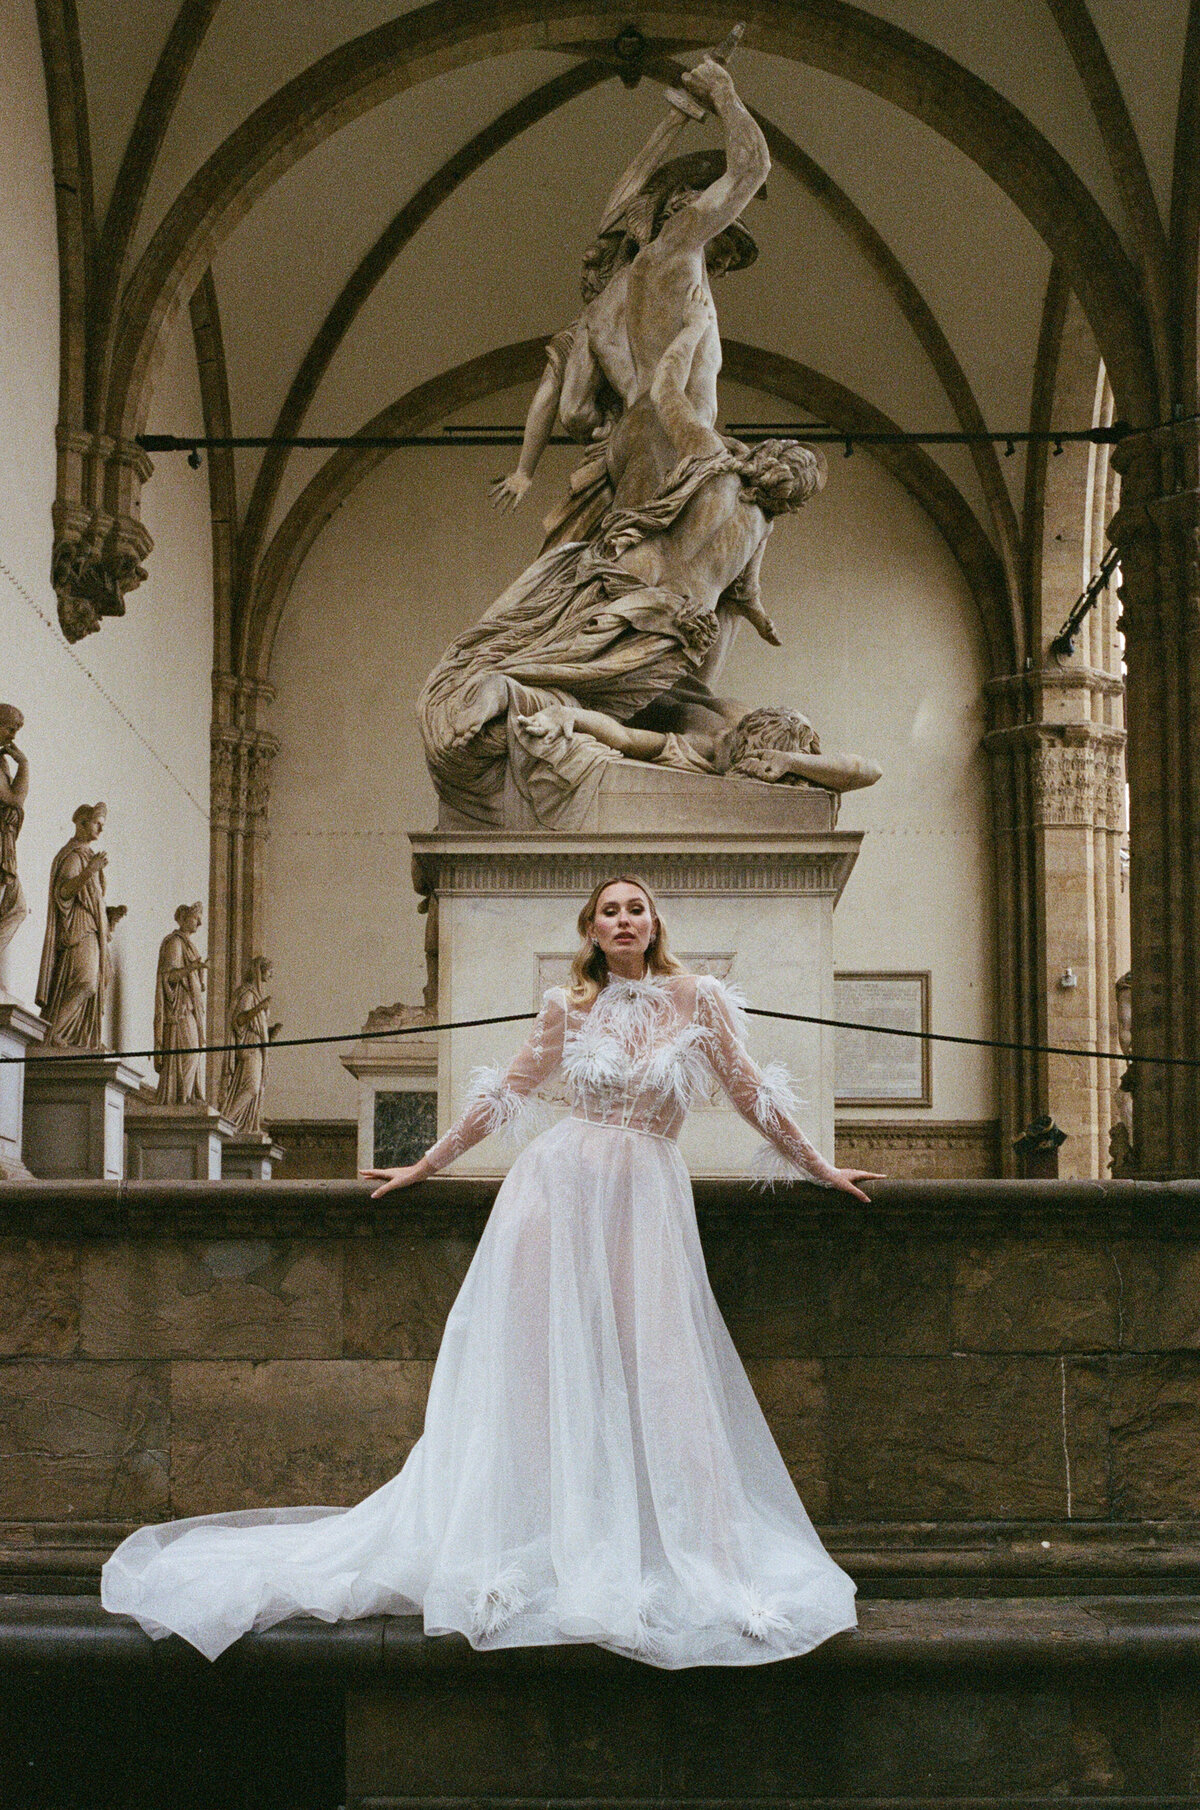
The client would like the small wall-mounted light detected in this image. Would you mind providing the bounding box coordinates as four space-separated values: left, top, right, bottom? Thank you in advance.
1058 967 1078 990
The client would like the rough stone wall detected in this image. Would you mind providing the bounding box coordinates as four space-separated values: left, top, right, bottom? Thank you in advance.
3 1180 1200 1585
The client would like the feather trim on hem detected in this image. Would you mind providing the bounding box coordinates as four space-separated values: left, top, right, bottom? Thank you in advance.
470 1565 530 1638
740 1588 793 1641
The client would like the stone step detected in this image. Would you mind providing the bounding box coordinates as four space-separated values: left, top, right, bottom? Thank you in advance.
2 1597 1199 1806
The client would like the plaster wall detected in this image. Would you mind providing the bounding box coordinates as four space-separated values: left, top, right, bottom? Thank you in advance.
264 385 994 1129
0 4 213 1081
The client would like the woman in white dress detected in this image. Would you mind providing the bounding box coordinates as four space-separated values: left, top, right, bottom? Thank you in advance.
101 876 880 1667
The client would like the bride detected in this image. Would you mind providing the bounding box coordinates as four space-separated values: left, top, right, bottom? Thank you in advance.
101 876 880 1667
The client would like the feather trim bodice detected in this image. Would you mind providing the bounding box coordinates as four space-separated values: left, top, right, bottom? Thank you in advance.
561 975 719 1137
423 971 836 1186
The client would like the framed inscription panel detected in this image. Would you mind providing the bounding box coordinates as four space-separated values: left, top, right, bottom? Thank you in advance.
834 971 932 1107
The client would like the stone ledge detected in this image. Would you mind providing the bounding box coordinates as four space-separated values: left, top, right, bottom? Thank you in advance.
2 1176 1200 1239
10 1520 1200 1599
4 1594 1200 1676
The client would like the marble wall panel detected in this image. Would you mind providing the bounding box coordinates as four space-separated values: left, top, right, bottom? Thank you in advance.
80 1239 342 1360
0 1360 168 1518
0 1239 80 1355
169 1358 432 1515
824 1356 1107 1521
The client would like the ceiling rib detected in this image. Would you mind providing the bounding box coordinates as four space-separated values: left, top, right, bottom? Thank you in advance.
100 0 1158 460
233 57 612 617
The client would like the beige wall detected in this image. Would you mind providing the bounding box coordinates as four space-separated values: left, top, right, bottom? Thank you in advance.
0 15 213 1077
264 389 995 1128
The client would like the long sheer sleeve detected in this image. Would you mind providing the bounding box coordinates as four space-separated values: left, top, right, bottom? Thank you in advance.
423 988 567 1172
695 975 839 1187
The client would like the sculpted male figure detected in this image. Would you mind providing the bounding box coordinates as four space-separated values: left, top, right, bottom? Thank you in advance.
490 56 766 545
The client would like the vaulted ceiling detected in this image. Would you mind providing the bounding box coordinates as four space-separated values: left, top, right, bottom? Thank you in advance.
43 0 1199 674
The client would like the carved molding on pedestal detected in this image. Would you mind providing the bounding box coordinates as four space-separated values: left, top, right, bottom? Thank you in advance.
410 833 864 905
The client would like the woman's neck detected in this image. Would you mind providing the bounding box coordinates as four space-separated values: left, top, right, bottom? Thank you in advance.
605 951 648 982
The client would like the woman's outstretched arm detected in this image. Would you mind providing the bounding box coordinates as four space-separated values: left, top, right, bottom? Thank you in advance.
362 989 567 1195
695 976 882 1202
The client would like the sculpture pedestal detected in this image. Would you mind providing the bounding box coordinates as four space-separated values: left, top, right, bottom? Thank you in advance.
124 1101 236 1181
22 1051 141 1180
340 1005 438 1172
221 1131 284 1180
0 1000 46 1179
411 783 860 1177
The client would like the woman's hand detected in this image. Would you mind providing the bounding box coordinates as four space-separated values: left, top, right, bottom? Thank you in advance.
827 1167 884 1204
360 1159 432 1198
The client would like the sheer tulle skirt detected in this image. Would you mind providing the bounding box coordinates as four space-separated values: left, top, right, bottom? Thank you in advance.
101 1118 857 1666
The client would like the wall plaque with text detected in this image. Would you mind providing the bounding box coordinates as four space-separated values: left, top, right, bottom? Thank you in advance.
834 971 932 1107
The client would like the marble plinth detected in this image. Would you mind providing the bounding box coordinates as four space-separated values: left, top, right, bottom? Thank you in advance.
437 758 841 836
221 1131 284 1180
410 817 861 1177
340 1006 438 1172
0 1000 46 1179
22 1051 141 1181
124 1101 236 1181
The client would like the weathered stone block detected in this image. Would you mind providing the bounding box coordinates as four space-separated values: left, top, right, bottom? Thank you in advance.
951 1238 1120 1352
80 1239 342 1359
169 1359 432 1515
1117 1241 1200 1351
708 1229 951 1357
0 1360 168 1518
0 1239 80 1356
825 1356 1106 1521
344 1235 474 1359
744 1357 829 1517
1105 1355 1200 1517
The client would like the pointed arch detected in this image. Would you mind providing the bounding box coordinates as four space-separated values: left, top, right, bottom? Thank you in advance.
101 0 1157 470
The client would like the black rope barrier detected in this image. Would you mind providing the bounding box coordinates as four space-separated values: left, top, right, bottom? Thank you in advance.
140 423 1136 458
0 1001 1169 1068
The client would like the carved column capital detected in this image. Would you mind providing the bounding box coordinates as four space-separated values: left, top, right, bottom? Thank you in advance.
210 725 280 835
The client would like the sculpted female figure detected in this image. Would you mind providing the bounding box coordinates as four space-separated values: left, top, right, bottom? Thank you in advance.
0 706 29 971
218 956 278 1133
153 903 208 1105
36 802 111 1048
103 877 878 1666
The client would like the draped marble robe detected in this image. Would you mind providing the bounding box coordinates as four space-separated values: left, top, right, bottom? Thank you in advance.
36 837 109 1047
417 449 746 829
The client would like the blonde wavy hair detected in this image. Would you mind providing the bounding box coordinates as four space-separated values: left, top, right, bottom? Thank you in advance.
567 874 685 1003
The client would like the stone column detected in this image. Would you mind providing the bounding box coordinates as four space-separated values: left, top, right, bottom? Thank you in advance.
985 688 1127 1178
1109 422 1200 1173
207 675 279 1100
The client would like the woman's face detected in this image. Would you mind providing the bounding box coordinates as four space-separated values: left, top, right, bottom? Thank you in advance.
589 883 655 965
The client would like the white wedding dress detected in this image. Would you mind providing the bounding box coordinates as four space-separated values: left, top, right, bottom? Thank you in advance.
102 973 857 1667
